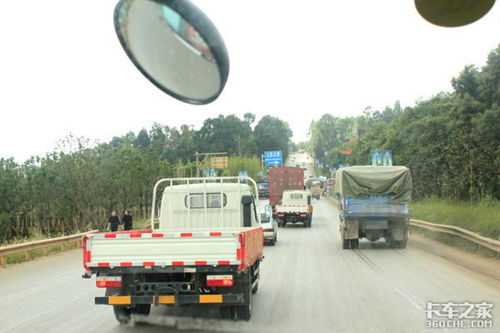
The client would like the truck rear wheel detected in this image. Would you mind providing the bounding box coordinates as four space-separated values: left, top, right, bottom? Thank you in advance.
236 272 252 321
219 306 236 320
350 239 359 249
342 240 349 249
341 231 349 249
106 287 131 324
113 306 132 324
396 240 407 248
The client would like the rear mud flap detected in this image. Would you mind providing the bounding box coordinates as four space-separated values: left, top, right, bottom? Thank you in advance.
342 219 359 239
390 227 407 241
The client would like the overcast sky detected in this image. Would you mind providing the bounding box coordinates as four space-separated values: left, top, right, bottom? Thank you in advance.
0 0 498 162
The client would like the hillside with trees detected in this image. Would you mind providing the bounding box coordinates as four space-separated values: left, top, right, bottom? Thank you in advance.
309 45 499 201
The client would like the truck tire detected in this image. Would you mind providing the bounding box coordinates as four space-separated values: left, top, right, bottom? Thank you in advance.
342 238 349 249
236 272 252 321
397 240 407 249
388 236 397 248
113 306 132 324
350 238 359 249
219 306 236 320
106 287 132 324
341 230 349 249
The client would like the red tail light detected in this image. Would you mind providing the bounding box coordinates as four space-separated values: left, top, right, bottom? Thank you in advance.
263 228 274 232
277 213 285 218
206 275 233 287
96 276 122 288
300 214 307 218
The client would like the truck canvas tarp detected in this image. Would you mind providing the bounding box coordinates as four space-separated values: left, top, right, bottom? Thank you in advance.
335 166 413 250
335 166 412 203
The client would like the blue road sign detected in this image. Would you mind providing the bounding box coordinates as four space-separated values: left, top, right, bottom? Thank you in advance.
264 151 283 166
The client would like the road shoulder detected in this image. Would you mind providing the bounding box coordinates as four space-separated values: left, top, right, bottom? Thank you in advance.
325 196 500 281
409 231 500 281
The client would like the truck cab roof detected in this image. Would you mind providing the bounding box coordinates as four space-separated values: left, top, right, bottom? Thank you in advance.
159 180 260 230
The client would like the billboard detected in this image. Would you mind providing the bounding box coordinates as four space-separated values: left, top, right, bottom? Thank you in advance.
210 156 228 169
371 150 393 166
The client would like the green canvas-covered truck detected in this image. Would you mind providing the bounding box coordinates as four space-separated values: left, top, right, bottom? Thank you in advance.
335 166 413 249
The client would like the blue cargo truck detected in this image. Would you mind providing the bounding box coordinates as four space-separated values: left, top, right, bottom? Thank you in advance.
335 166 412 249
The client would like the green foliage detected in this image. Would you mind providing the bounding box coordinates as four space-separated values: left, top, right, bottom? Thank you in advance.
254 115 293 159
195 115 255 156
0 114 293 244
411 197 500 239
223 156 262 180
310 45 499 201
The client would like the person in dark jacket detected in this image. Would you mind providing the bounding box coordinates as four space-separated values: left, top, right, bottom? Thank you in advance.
122 210 133 231
107 210 120 232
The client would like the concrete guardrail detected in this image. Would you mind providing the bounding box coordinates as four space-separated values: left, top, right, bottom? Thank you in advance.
0 230 98 266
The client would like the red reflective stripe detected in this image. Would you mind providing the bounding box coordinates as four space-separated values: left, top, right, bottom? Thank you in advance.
130 233 142 238
82 235 91 272
218 260 230 265
238 233 245 270
85 251 91 263
98 262 110 267
152 233 164 238
236 248 241 260
195 261 207 265
172 261 184 266
143 262 155 266
209 232 222 237
180 233 192 237
104 233 116 238
120 262 132 266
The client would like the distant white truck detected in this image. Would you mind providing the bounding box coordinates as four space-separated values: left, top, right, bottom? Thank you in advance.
306 179 323 200
275 190 313 228
82 177 264 322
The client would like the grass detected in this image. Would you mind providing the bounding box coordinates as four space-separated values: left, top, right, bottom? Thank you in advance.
410 197 500 259
411 197 500 239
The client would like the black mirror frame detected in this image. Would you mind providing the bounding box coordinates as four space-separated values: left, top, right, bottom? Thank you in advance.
114 0 230 105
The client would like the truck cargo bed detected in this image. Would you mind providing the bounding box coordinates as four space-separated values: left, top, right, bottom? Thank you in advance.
339 195 409 219
83 227 262 272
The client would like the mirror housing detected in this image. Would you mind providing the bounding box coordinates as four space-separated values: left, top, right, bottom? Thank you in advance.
114 0 229 104
415 0 496 27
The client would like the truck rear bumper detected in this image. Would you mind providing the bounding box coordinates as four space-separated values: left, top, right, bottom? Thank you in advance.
96 294 244 306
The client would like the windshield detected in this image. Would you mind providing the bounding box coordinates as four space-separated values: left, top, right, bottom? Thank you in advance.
0 1 499 332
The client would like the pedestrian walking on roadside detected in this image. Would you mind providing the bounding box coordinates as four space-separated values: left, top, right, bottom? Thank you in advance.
107 210 120 232
122 210 133 231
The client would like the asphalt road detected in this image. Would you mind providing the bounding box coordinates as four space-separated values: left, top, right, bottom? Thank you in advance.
1 153 499 333
1 198 499 333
